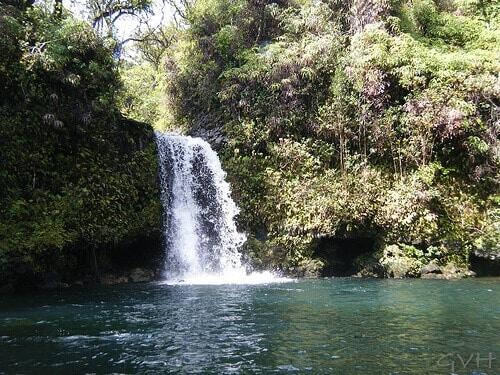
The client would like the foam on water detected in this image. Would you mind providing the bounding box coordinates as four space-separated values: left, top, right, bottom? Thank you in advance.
160 270 292 286
155 132 289 285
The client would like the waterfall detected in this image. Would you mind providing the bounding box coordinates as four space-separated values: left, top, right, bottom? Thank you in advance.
155 133 257 284
155 132 289 285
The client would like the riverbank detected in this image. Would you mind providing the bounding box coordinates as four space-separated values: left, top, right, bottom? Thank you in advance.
3 246 499 295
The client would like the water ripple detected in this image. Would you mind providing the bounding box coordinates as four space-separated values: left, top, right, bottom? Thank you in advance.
0 279 498 374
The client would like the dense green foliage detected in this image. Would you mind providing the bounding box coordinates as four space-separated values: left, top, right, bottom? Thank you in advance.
118 61 167 128
160 0 499 275
1 0 498 283
0 2 161 288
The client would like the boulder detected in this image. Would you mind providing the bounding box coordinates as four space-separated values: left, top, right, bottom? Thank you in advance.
379 244 422 278
129 268 154 283
420 272 446 279
355 256 385 278
287 259 324 278
421 263 476 279
100 274 129 285
420 261 441 276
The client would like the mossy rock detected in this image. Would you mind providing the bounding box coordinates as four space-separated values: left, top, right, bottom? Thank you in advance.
379 244 424 278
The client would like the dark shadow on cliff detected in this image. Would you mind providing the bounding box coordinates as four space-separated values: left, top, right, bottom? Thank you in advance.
470 253 500 277
314 237 376 277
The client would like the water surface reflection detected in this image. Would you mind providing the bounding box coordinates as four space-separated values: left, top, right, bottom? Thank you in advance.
0 278 498 374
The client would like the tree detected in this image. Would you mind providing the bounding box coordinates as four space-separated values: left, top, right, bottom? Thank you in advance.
86 0 152 36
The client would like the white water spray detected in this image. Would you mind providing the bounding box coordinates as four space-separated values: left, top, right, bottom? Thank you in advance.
155 133 288 285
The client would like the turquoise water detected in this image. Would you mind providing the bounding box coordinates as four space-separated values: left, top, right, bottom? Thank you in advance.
0 278 499 374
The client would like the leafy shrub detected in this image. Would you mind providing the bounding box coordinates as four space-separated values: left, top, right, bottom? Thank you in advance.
0 3 161 286
160 0 499 273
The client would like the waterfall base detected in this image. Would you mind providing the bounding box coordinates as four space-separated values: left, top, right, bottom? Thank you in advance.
160 270 291 285
155 133 288 285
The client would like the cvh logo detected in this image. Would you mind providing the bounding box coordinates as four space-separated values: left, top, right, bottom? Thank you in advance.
437 352 496 373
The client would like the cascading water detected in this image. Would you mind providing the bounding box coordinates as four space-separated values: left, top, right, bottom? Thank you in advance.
155 132 286 284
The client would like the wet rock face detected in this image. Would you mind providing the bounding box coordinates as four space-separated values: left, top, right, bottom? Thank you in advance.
100 275 130 285
39 272 162 290
190 127 226 151
129 268 155 283
98 268 156 285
